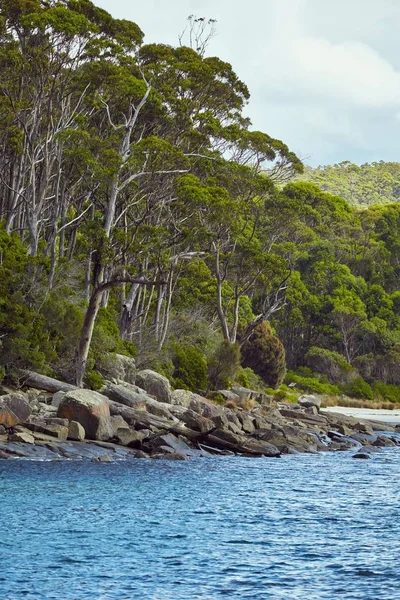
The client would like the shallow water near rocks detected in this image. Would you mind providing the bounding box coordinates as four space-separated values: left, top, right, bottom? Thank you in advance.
1 450 400 600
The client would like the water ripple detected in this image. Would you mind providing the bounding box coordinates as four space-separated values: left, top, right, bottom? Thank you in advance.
1 450 400 599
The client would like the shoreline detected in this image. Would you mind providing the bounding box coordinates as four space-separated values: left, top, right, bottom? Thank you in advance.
1 370 400 462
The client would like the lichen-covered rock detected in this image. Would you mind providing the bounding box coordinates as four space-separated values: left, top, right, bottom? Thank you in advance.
52 391 66 408
9 431 35 444
58 389 113 441
97 353 136 384
0 393 31 424
135 370 172 403
68 421 85 441
298 395 321 410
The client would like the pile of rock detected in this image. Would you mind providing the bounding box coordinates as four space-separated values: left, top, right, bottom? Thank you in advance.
0 369 399 461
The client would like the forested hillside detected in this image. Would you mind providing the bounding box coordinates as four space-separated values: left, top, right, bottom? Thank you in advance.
300 161 400 207
1 1 400 403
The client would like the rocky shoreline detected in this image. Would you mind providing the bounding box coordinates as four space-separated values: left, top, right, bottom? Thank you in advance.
1 368 399 462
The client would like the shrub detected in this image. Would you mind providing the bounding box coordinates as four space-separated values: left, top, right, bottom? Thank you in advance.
241 322 286 388
84 370 104 391
343 376 373 400
305 346 355 384
208 340 241 390
372 382 400 403
285 371 341 395
172 344 208 391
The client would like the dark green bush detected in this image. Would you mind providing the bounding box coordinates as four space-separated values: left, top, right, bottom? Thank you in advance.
343 376 373 400
172 344 208 391
305 346 355 384
372 382 400 403
241 322 286 388
208 340 241 390
285 371 341 395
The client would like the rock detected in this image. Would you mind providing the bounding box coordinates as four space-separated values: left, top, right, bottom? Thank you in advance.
0 407 19 428
212 390 240 403
98 454 113 462
237 412 255 434
135 370 171 404
206 429 280 457
58 389 113 441
26 422 69 440
373 435 397 447
0 393 31 424
68 421 85 441
152 451 188 460
168 405 215 433
103 383 173 419
171 389 201 408
298 395 321 410
52 391 66 408
355 423 373 435
114 428 147 447
97 353 136 384
9 431 35 444
46 417 69 427
352 452 371 459
134 450 150 459
231 386 274 406
0 425 6 435
144 433 193 456
110 414 130 434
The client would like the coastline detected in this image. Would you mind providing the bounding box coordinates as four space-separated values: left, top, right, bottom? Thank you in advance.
1 369 400 462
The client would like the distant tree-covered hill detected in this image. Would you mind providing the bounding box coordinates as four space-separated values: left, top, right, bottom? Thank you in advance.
299 161 400 207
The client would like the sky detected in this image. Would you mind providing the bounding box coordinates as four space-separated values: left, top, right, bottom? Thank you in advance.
96 0 400 167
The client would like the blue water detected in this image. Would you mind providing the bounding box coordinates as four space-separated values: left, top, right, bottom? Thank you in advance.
1 451 400 600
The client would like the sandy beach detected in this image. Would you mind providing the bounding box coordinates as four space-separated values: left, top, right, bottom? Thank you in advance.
322 406 400 425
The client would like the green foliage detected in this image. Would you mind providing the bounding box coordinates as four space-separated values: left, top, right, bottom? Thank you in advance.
171 344 208 391
208 340 241 390
372 382 400 403
343 376 373 400
285 371 341 396
305 347 355 384
84 369 104 391
241 322 286 388
299 161 400 207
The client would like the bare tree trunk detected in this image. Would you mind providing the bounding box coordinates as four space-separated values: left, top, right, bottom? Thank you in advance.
75 285 104 387
215 250 230 341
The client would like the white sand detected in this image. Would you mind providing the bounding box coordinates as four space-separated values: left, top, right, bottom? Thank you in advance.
322 406 400 424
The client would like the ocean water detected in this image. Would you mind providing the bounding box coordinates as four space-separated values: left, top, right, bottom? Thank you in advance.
1 451 400 600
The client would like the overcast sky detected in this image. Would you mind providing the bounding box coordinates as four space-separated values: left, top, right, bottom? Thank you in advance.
96 0 400 167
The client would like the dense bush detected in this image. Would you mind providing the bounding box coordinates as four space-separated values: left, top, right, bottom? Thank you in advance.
208 340 241 390
343 376 373 400
172 344 208 391
305 346 355 384
241 322 286 388
372 382 400 403
285 371 341 395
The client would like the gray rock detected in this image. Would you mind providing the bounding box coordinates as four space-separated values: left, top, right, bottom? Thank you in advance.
68 421 85 441
298 395 321 410
103 383 172 419
145 433 193 456
58 389 113 441
135 370 172 403
114 427 147 447
97 353 136 384
171 389 207 409
352 452 371 459
52 391 66 408
0 393 31 424
168 405 215 433
110 414 130 434
9 431 35 444
237 413 255 434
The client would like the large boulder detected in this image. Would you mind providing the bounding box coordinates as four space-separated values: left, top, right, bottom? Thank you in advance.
58 389 113 441
135 370 172 403
97 353 136 384
103 383 172 419
0 393 31 425
298 395 321 410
